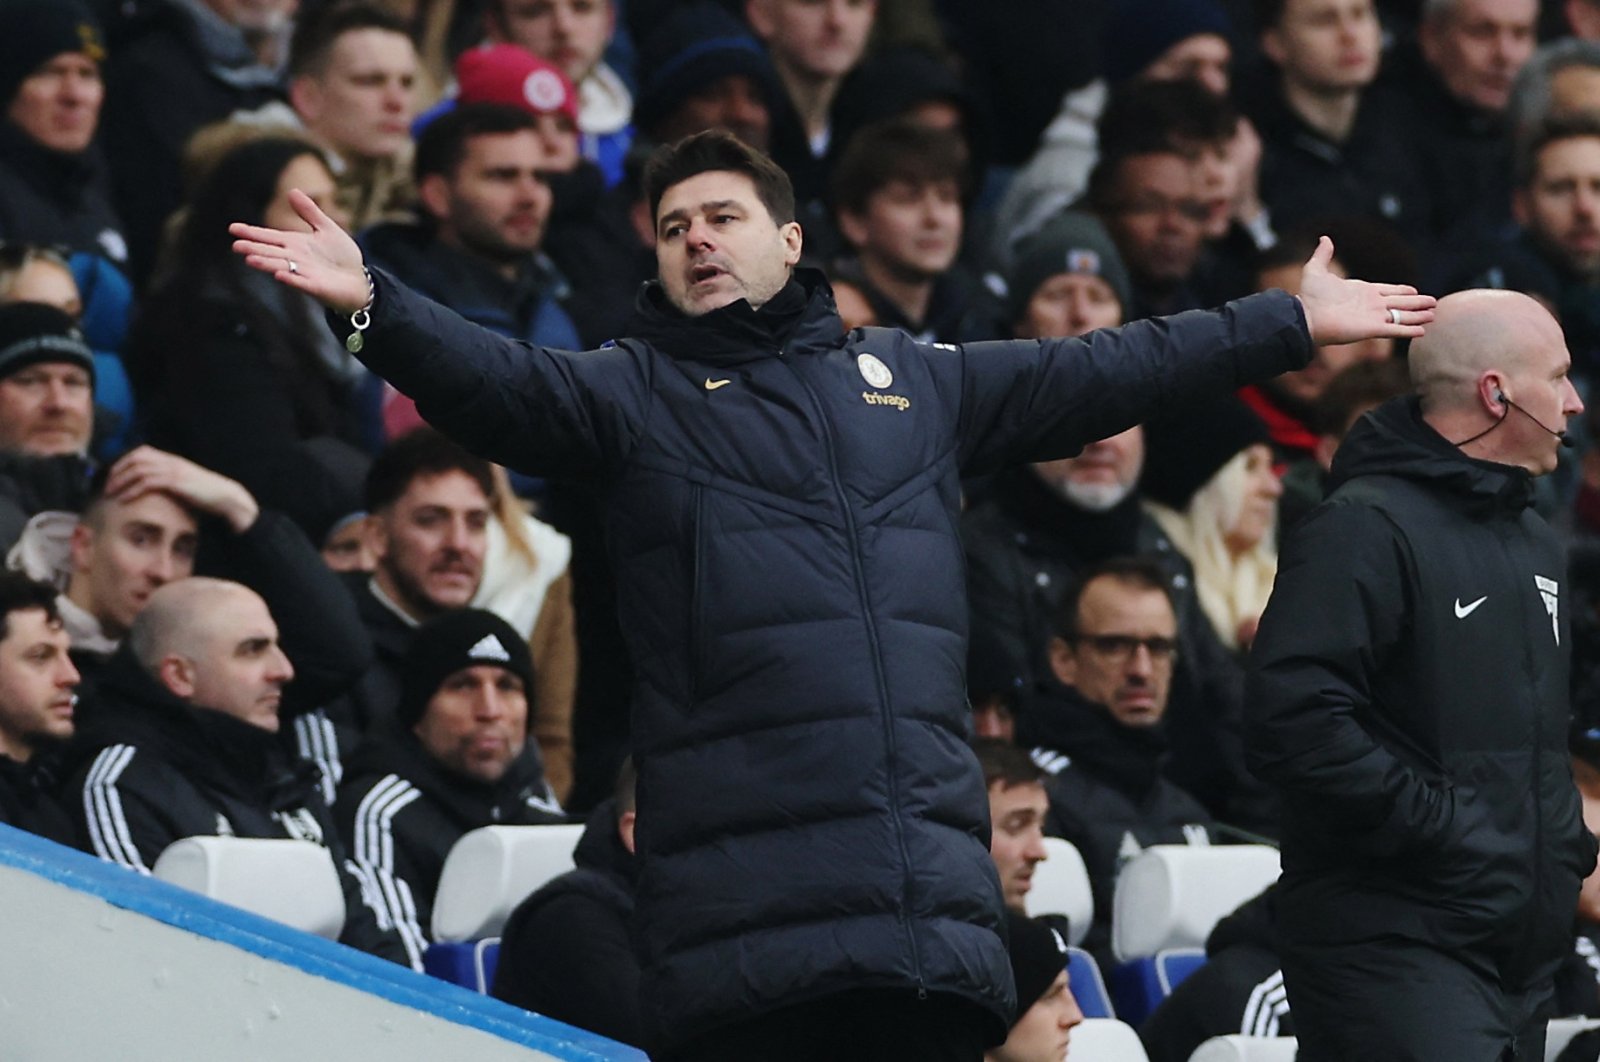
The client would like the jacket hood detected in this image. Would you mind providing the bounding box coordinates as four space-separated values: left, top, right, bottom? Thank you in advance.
1330 396 1535 515
624 266 845 365
573 796 638 884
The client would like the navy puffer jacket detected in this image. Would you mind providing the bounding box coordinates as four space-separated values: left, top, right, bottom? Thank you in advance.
337 266 1312 1047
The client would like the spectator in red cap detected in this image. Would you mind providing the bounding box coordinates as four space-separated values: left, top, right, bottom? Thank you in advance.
483 0 633 187
418 43 581 175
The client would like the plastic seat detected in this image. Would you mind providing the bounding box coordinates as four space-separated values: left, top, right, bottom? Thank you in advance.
1547 1018 1600 1062
1068 1018 1149 1061
152 836 343 939
1157 947 1207 994
1109 845 1280 1025
1026 836 1094 947
1188 1034 1299 1061
430 824 584 942
1067 946 1115 1019
423 935 503 993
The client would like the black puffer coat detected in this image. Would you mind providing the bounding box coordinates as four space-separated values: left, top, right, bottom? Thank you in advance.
337 264 1311 1047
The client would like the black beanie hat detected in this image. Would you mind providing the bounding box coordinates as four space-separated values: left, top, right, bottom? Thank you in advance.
0 302 95 383
397 609 534 729
1140 399 1270 511
635 2 778 137
1102 0 1230 85
1005 909 1070 1017
0 0 104 109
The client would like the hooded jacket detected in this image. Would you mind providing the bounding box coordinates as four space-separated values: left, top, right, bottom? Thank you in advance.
1248 396 1598 991
63 648 407 964
336 725 564 971
492 798 640 1045
331 262 1311 1046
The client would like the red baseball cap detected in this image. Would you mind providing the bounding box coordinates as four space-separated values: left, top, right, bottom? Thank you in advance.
455 44 579 125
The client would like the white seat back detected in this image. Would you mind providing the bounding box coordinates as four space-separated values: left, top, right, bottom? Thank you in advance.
1547 1017 1600 1062
1112 845 1280 962
431 824 584 942
153 836 344 939
1026 836 1094 947
1069 1018 1149 1061
1188 1035 1298 1062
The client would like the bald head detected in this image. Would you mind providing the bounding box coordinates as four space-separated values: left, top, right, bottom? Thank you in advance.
1410 289 1561 414
128 578 259 678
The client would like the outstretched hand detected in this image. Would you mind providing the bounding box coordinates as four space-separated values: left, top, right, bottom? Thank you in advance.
229 189 370 314
1297 236 1436 346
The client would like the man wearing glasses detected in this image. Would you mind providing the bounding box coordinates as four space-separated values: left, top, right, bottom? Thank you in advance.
1026 555 1214 965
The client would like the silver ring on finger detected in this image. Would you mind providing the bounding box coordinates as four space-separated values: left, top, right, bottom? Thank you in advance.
288 260 300 275
1389 307 1401 326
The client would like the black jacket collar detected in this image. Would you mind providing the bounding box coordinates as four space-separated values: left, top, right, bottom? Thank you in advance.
624 267 845 365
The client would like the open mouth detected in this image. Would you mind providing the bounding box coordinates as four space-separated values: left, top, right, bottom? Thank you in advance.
691 263 726 283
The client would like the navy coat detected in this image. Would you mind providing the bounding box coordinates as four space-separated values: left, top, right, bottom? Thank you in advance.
338 266 1312 1046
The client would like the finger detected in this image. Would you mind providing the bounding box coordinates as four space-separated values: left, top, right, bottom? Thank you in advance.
1304 235 1335 274
288 188 338 233
229 223 289 247
242 253 322 292
1370 284 1421 297
1384 294 1437 312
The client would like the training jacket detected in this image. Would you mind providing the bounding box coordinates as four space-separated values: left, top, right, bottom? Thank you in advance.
1248 396 1598 991
332 263 1312 1046
336 726 564 971
64 649 407 964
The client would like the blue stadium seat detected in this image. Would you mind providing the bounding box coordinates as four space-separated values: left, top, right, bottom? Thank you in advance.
476 938 501 994
425 936 503 994
1156 947 1206 995
1067 946 1114 1019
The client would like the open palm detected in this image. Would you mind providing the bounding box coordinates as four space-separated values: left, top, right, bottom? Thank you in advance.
1296 236 1435 345
229 189 371 313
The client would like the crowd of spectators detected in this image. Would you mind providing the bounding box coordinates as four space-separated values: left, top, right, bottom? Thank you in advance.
8 0 1600 1053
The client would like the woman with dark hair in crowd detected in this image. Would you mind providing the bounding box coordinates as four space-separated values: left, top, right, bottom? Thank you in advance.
127 134 373 544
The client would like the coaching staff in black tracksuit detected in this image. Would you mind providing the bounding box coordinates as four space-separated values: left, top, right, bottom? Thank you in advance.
1249 289 1600 1061
229 129 1430 1060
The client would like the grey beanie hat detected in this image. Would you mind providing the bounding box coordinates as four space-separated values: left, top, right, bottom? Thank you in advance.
1006 212 1133 324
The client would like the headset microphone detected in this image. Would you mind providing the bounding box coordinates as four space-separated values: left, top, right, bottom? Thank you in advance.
1499 391 1575 449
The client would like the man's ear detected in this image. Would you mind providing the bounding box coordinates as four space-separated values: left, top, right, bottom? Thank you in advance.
780 220 803 266
1260 28 1286 68
68 521 95 577
288 76 321 124
362 512 390 563
1512 187 1530 228
744 0 775 41
836 208 869 251
618 809 637 855
417 174 453 225
1047 636 1077 689
159 655 196 700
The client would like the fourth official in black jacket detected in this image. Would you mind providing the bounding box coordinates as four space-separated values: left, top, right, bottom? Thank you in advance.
1249 300 1598 1061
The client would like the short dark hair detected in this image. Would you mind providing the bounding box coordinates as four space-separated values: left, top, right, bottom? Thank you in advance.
1084 145 1191 214
1312 358 1410 437
414 103 538 183
1096 78 1237 160
288 0 410 80
0 571 60 644
1254 0 1289 31
642 129 796 229
1052 556 1176 639
830 119 969 216
1518 112 1600 188
363 428 495 513
973 738 1045 790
